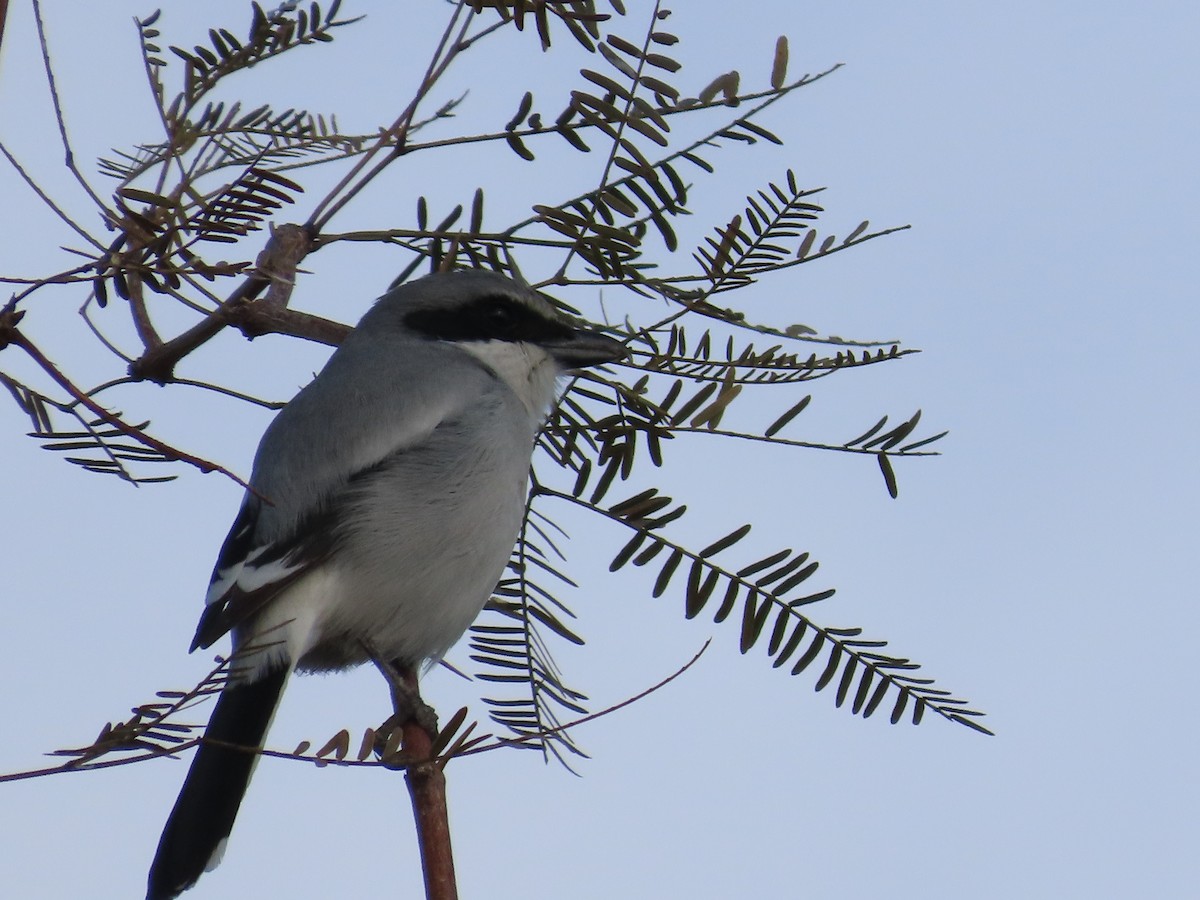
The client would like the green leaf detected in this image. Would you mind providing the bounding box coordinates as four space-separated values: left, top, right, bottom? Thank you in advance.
877 452 898 499
788 588 836 607
814 643 843 691
737 119 782 145
685 561 720 619
669 382 717 426
764 394 811 437
835 656 858 707
117 187 177 208
632 540 665 567
469 188 484 233
739 590 770 653
862 676 891 719
714 579 739 623
699 523 751 557
610 532 647 572
770 36 789 89
947 714 995 737
506 91 534 131
652 548 683 598
609 488 660 517
846 415 888 447
871 409 921 451
774 561 819 597
899 430 950 453
505 132 536 161
791 632 825 675
737 548 790 579
766 606 790 655
844 220 870 243
772 620 808 668
588 456 621 504
755 552 811 589
851 667 875 714
797 229 817 259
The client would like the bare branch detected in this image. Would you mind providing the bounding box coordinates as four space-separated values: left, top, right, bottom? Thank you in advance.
31 0 110 216
0 141 103 251
307 3 481 231
6 325 256 491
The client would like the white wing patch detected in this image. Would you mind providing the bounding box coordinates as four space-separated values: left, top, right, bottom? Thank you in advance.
206 553 306 608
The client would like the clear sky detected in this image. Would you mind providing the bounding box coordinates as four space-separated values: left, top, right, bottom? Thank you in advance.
2 2 1197 898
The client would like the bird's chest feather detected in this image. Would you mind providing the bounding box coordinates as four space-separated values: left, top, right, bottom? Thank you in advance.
296 399 535 667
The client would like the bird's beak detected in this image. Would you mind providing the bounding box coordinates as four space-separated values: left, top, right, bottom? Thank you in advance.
546 328 627 369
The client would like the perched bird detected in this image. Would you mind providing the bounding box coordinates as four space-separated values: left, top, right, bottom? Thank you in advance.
147 269 625 899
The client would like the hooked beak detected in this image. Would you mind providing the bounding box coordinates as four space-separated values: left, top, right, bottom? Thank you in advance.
545 328 627 370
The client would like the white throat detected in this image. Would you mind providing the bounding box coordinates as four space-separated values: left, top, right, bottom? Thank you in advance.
461 340 560 426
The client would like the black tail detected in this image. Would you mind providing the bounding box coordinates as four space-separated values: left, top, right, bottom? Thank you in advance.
147 667 289 900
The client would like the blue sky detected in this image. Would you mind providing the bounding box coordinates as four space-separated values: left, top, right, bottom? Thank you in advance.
2 2 1197 898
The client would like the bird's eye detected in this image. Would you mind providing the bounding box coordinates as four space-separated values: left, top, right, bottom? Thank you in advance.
486 303 516 329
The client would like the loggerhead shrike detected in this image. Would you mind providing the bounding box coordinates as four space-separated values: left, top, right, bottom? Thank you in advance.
146 269 625 899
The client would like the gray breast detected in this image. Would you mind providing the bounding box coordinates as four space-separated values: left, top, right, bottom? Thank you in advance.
296 384 535 671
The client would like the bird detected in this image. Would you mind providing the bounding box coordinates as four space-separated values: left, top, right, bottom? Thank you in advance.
146 269 625 899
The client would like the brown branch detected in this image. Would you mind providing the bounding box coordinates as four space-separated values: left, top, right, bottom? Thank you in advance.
0 0 9 59
398 66 844 164
0 738 203 785
240 304 352 344
0 643 710 791
126 269 162 350
7 327 257 491
31 0 109 217
126 275 264 383
129 302 349 383
553 0 666 283
307 4 479 231
255 222 308 311
406 701 457 898
125 224 346 384
461 641 711 757
377 663 459 900
0 140 103 251
0 305 25 349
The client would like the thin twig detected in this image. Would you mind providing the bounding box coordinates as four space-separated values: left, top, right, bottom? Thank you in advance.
127 224 331 383
0 0 9 58
307 2 479 231
554 0 665 282
126 270 164 350
9 328 256 491
31 0 109 215
0 740 202 785
79 299 136 363
0 141 103 251
461 641 711 756
0 641 711 790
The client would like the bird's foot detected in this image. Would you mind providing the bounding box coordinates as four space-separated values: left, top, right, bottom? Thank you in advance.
366 648 439 757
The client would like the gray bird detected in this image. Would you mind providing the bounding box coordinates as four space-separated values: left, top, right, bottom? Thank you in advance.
147 269 625 899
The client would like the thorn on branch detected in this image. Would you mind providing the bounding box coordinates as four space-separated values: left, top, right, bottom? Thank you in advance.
0 306 27 350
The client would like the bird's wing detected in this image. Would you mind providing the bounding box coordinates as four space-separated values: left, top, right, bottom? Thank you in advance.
191 339 482 651
190 494 341 651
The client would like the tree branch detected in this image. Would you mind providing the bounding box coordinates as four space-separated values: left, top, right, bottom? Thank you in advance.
375 662 459 900
31 0 109 216
125 224 348 384
6 324 257 491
